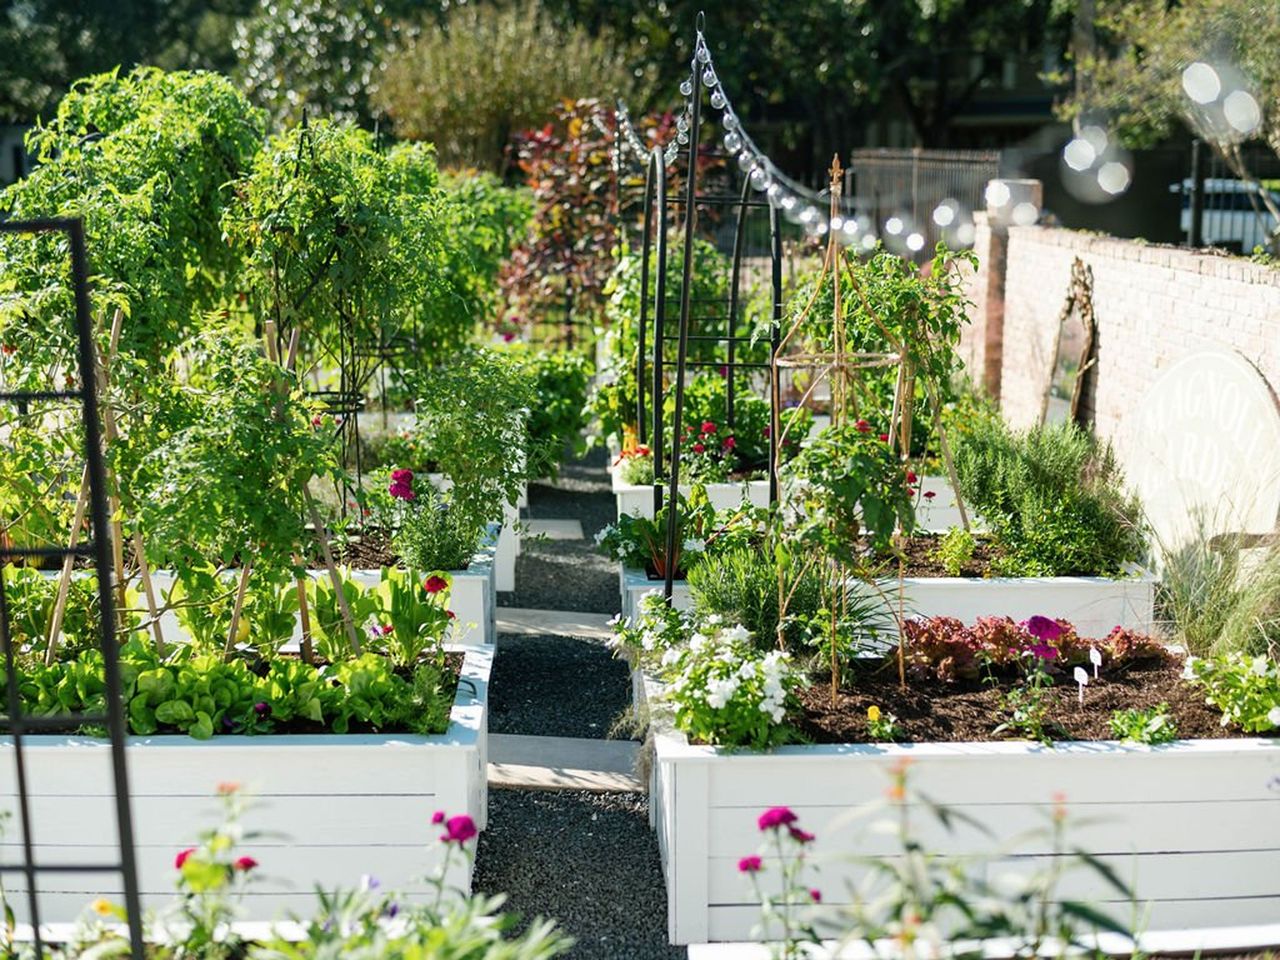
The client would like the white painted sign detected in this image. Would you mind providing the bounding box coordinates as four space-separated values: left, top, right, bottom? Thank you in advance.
1118 347 1280 556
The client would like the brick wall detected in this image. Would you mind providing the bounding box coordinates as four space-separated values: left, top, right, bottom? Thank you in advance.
987 226 1280 446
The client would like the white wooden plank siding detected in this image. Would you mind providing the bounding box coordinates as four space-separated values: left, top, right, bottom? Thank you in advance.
0 646 492 924
641 674 1280 945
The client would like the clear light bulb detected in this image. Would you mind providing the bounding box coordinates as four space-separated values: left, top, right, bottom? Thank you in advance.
702 67 717 88
710 90 726 110
737 150 754 171
696 45 710 64
723 131 741 153
680 79 693 98
750 165 770 190
723 113 739 131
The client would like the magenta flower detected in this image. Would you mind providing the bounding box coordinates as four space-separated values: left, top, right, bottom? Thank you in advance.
174 847 195 870
234 856 258 872
737 855 763 874
789 826 816 844
1025 642 1059 661
441 814 478 844
757 806 798 831
1023 615 1064 642
389 467 416 501
431 810 446 825
810 888 822 903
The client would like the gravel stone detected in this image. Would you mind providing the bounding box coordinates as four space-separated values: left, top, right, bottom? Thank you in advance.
473 789 686 960
489 633 633 739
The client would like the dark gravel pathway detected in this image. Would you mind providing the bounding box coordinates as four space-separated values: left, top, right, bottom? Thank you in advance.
474 789 686 960
499 448 621 614
489 633 633 739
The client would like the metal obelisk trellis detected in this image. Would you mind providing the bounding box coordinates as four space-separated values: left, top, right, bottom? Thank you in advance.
632 22 784 602
0 219 145 959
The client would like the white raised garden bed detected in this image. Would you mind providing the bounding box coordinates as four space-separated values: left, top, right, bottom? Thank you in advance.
0 645 492 924
611 470 770 520
619 564 1154 640
638 673 1280 946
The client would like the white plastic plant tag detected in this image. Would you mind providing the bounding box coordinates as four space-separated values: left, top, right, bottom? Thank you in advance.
1089 647 1102 678
1073 666 1089 705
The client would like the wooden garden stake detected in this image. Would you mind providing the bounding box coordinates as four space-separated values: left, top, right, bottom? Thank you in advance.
223 561 253 658
304 491 362 656
44 467 91 665
929 388 970 531
132 530 165 656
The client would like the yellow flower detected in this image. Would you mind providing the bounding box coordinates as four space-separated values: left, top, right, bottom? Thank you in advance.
866 705 881 723
90 898 115 917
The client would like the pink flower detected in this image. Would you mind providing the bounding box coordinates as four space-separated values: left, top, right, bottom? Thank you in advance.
311 415 323 428
423 575 448 594
854 419 871 433
234 856 258 872
431 810 446 825
701 421 717 435
737 855 763 873
757 806 798 831
789 826 815 844
174 848 195 870
1025 641 1059 661
1022 615 1064 642
692 442 705 454
502 332 516 342
810 888 822 903
441 814 477 844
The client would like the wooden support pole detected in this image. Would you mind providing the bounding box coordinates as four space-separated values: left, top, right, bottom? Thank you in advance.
304 492 362 656
223 562 253 658
45 467 91 665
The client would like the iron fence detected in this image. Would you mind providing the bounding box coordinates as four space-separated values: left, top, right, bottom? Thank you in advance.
847 147 1001 260
1180 139 1280 254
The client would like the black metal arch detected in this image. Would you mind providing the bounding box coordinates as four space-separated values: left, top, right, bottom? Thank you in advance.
0 218 145 959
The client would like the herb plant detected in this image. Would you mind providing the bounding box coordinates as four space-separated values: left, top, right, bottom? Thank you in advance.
1109 703 1179 744
932 527 976 576
1184 653 1280 733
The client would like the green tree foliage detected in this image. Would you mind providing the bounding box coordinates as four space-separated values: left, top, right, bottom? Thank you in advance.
375 0 644 172
0 68 264 381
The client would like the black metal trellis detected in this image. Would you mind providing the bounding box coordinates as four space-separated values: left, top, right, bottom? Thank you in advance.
625 38 784 601
0 219 145 959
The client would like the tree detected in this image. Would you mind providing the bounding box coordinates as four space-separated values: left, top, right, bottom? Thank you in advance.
0 0 254 123
375 0 645 173
1063 0 1280 241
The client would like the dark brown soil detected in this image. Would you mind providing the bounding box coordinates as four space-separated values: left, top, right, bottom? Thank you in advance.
324 529 399 568
869 533 1005 578
794 656 1242 744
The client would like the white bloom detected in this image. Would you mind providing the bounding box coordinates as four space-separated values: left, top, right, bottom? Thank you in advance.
1252 655 1271 677
1268 706 1280 728
682 537 706 553
689 632 709 653
706 676 740 709
661 648 681 668
1181 656 1199 681
641 631 658 652
704 614 723 627
607 613 624 627
594 526 612 545
721 624 751 645
770 706 785 723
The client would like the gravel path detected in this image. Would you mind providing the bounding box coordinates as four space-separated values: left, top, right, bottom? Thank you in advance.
499 448 621 614
489 633 633 739
473 789 686 960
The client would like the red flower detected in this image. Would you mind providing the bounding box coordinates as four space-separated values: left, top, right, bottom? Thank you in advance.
854 419 871 433
757 806 798 831
737 855 763 873
1 344 16 356
446 610 456 620
700 421 717 435
692 442 705 454
423 575 448 594
722 436 736 451
311 415 323 428
441 814 477 844
175 848 195 870
380 623 394 635
877 433 889 442
906 471 918 484
234 856 258 872
923 490 936 500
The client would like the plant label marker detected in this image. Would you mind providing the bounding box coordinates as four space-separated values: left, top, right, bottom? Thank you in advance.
1073 666 1089 705
1089 646 1102 678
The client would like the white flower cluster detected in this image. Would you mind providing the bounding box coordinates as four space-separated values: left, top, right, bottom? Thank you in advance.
668 620 795 725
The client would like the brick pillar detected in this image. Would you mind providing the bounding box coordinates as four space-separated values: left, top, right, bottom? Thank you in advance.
976 179 1042 405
